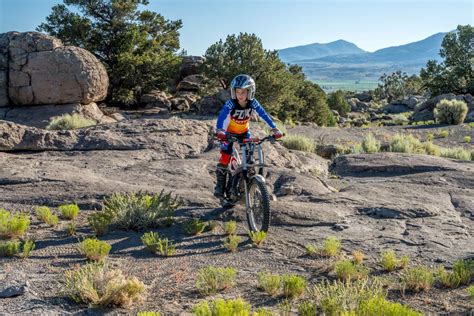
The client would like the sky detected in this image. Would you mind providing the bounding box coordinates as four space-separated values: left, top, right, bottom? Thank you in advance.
1 0 472 55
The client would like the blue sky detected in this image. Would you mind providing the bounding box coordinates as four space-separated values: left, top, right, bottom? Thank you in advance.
1 0 472 55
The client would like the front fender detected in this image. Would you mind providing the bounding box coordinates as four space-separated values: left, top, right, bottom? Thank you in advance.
250 174 266 184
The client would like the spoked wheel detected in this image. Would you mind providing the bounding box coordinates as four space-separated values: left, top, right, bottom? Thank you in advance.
246 178 271 232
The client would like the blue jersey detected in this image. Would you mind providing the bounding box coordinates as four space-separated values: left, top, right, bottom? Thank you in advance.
216 99 276 134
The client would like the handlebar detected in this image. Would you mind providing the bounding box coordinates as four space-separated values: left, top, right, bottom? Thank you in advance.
215 133 285 145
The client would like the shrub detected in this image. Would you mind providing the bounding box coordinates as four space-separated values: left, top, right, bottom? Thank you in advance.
184 218 207 236
352 250 364 265
322 236 341 257
22 239 35 259
380 250 408 272
423 142 441 156
248 231 267 246
426 132 434 142
64 263 145 308
278 299 292 316
281 134 315 153
58 204 79 220
102 190 181 231
141 232 176 257
46 113 96 130
438 130 449 138
35 206 58 226
436 266 462 288
440 147 472 161
206 220 217 232
399 255 410 269
223 235 241 252
258 271 281 296
282 274 306 299
356 296 422 315
453 259 473 285
137 312 160 316
389 134 424 154
334 259 369 282
0 209 30 239
253 308 275 316
305 243 317 256
310 279 385 315
401 266 435 292
67 222 76 236
0 240 21 257
224 220 237 235
464 135 471 143
361 133 380 153
195 266 237 296
297 300 317 316
78 238 112 262
88 212 111 236
468 285 474 300
192 298 251 316
434 99 468 125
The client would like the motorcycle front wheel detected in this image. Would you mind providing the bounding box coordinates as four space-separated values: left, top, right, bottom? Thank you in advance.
246 177 271 232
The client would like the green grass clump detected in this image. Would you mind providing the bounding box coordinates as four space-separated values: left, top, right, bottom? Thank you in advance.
305 243 318 256
389 133 425 154
67 222 76 236
361 133 380 153
464 135 471 143
102 190 181 231
258 271 281 296
46 113 96 130
281 134 315 153
438 130 450 138
0 209 30 239
434 99 468 125
282 274 306 299
64 263 145 308
137 312 160 316
195 266 237 296
21 239 35 259
253 308 275 316
423 141 441 156
141 231 176 257
184 218 206 236
78 238 111 262
248 231 267 246
192 298 251 316
426 132 434 142
297 300 317 316
35 206 59 226
223 235 241 252
224 220 237 235
436 266 462 288
334 259 369 282
440 147 472 161
58 204 79 220
322 236 341 257
468 285 474 300
0 240 21 257
401 266 435 293
356 296 423 316
310 279 385 315
453 259 473 285
88 212 111 236
380 250 409 272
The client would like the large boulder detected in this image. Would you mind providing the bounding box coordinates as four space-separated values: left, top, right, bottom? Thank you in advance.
0 31 108 107
178 56 205 81
176 74 204 92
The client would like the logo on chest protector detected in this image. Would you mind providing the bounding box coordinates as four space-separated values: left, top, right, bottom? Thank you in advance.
232 108 252 121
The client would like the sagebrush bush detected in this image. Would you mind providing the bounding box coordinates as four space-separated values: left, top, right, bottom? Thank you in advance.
0 240 21 257
440 147 472 161
389 133 425 154
47 113 96 130
281 134 315 153
310 279 385 315
361 133 380 153
356 296 422 316
59 204 79 220
258 271 281 296
380 250 407 272
282 274 306 299
438 130 449 138
141 232 176 256
195 266 237 296
434 99 468 125
102 190 181 231
0 209 30 239
322 236 341 257
64 263 145 308
78 238 111 262
248 231 267 246
334 259 369 282
223 235 241 252
88 212 111 236
224 220 237 235
192 298 251 316
35 206 59 226
401 266 435 292
184 218 206 236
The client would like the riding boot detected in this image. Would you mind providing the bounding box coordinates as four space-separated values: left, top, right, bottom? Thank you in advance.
213 163 227 198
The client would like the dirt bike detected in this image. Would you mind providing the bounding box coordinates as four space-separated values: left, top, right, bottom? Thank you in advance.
216 133 282 232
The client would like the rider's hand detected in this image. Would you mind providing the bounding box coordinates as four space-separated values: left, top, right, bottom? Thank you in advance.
271 128 284 139
215 129 227 141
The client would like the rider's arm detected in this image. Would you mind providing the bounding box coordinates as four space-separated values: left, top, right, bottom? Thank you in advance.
251 99 277 129
216 100 234 130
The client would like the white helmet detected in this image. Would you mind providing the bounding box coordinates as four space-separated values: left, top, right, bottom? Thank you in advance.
230 74 256 100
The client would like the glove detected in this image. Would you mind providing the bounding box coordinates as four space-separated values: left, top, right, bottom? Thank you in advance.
271 128 283 139
215 129 227 141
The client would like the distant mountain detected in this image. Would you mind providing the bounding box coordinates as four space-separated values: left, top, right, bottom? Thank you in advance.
278 32 447 84
277 39 367 63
